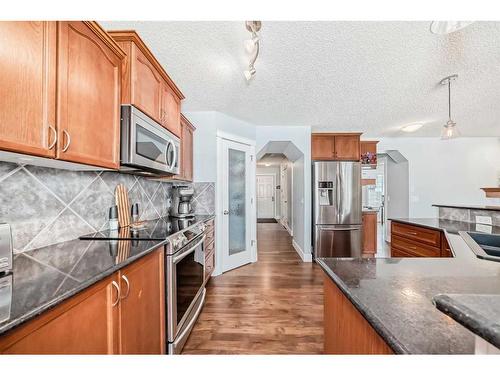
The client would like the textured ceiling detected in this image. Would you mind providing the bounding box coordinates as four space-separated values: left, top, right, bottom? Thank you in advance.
102 21 500 137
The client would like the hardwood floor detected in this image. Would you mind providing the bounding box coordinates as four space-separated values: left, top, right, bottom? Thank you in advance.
182 222 324 354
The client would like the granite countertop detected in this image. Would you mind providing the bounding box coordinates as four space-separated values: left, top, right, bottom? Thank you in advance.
0 215 214 336
390 217 500 236
433 204 500 212
317 217 500 354
433 294 500 350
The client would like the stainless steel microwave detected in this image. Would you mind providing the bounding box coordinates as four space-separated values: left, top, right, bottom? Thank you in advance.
120 105 180 176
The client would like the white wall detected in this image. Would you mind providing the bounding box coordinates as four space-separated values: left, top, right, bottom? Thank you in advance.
378 137 500 218
256 126 312 260
185 111 257 182
256 165 281 218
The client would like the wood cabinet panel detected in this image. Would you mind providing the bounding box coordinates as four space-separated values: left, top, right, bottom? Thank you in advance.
108 31 184 137
119 249 165 354
161 84 181 136
205 248 215 282
362 212 377 254
324 275 393 354
392 222 441 247
0 21 57 158
0 275 119 354
441 236 453 258
334 134 361 160
311 134 335 160
132 44 162 123
391 235 441 257
56 21 122 169
180 114 194 181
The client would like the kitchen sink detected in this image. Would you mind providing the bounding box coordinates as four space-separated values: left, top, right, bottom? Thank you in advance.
460 231 500 261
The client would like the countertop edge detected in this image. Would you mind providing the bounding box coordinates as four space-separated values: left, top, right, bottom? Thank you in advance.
316 258 409 354
0 241 165 336
0 214 216 336
433 294 500 350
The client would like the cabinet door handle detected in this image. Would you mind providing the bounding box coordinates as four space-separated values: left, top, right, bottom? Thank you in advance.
48 125 57 150
121 275 130 299
62 129 71 152
111 281 120 306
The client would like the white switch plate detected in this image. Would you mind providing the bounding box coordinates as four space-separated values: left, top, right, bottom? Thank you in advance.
475 216 492 225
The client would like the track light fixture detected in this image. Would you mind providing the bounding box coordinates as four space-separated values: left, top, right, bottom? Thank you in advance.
244 21 261 81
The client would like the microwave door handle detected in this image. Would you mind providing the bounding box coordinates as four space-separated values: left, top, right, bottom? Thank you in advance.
172 235 206 264
165 141 172 169
171 140 178 169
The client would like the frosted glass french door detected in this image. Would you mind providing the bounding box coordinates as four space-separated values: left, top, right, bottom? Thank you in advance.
221 139 253 272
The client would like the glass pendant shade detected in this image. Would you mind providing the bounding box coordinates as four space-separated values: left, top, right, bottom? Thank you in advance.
441 120 461 140
430 21 474 35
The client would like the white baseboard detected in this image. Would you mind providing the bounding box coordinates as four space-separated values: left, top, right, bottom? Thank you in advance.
292 239 312 262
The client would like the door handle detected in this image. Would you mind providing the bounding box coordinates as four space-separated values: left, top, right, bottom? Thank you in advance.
111 281 120 307
48 125 57 150
120 275 130 300
62 129 71 152
223 210 229 215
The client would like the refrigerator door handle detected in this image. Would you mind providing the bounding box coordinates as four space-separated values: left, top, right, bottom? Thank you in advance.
319 227 361 231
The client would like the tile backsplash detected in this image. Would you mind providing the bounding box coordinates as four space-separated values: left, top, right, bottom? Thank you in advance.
438 207 500 227
0 161 214 253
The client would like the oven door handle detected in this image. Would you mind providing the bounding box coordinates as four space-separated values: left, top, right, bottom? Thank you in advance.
173 235 205 264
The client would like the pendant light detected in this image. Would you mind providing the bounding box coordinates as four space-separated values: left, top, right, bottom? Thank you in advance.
440 74 461 140
243 21 261 81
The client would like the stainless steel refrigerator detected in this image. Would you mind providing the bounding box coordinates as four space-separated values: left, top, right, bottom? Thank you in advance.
312 161 362 258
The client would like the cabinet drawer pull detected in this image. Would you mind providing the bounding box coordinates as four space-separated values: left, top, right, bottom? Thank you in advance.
111 281 120 306
48 125 57 150
407 232 417 236
62 129 71 152
121 275 130 299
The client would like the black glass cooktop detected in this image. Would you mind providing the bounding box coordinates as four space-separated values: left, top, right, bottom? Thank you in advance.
79 216 203 241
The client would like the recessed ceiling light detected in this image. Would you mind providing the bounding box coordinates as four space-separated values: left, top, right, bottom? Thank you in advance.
264 163 271 167
401 123 424 133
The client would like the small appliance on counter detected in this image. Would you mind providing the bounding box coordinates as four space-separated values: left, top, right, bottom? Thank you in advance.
0 273 12 324
170 185 195 218
0 224 13 275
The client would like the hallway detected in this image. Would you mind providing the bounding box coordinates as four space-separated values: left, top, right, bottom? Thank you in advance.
182 223 324 354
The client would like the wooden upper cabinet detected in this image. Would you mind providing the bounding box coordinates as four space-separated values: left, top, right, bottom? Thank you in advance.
132 44 163 122
0 275 120 354
0 21 57 158
108 30 184 137
311 134 335 160
161 83 182 136
180 114 195 182
312 133 361 161
334 134 361 160
118 249 165 354
56 21 124 169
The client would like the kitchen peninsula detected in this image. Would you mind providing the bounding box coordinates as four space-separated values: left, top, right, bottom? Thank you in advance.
318 216 500 354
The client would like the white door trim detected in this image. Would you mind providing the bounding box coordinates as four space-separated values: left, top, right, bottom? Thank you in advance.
214 134 257 276
256 173 276 219
216 130 256 146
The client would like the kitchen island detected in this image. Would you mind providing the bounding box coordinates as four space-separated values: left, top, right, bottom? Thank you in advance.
318 218 500 354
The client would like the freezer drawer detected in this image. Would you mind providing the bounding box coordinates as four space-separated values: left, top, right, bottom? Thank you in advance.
314 225 362 258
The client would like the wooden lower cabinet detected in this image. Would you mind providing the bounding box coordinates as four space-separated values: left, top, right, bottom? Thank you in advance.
324 275 393 354
390 221 453 258
0 274 119 354
362 211 377 255
119 249 165 354
0 249 165 354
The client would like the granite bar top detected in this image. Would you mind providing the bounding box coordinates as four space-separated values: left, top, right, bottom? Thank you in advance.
0 215 214 336
433 294 500 350
389 217 500 236
433 204 500 212
317 217 500 354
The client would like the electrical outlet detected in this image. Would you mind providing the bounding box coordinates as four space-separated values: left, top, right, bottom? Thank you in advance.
475 216 492 225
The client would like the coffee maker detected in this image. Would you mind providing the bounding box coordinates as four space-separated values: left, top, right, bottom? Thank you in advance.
170 186 195 218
